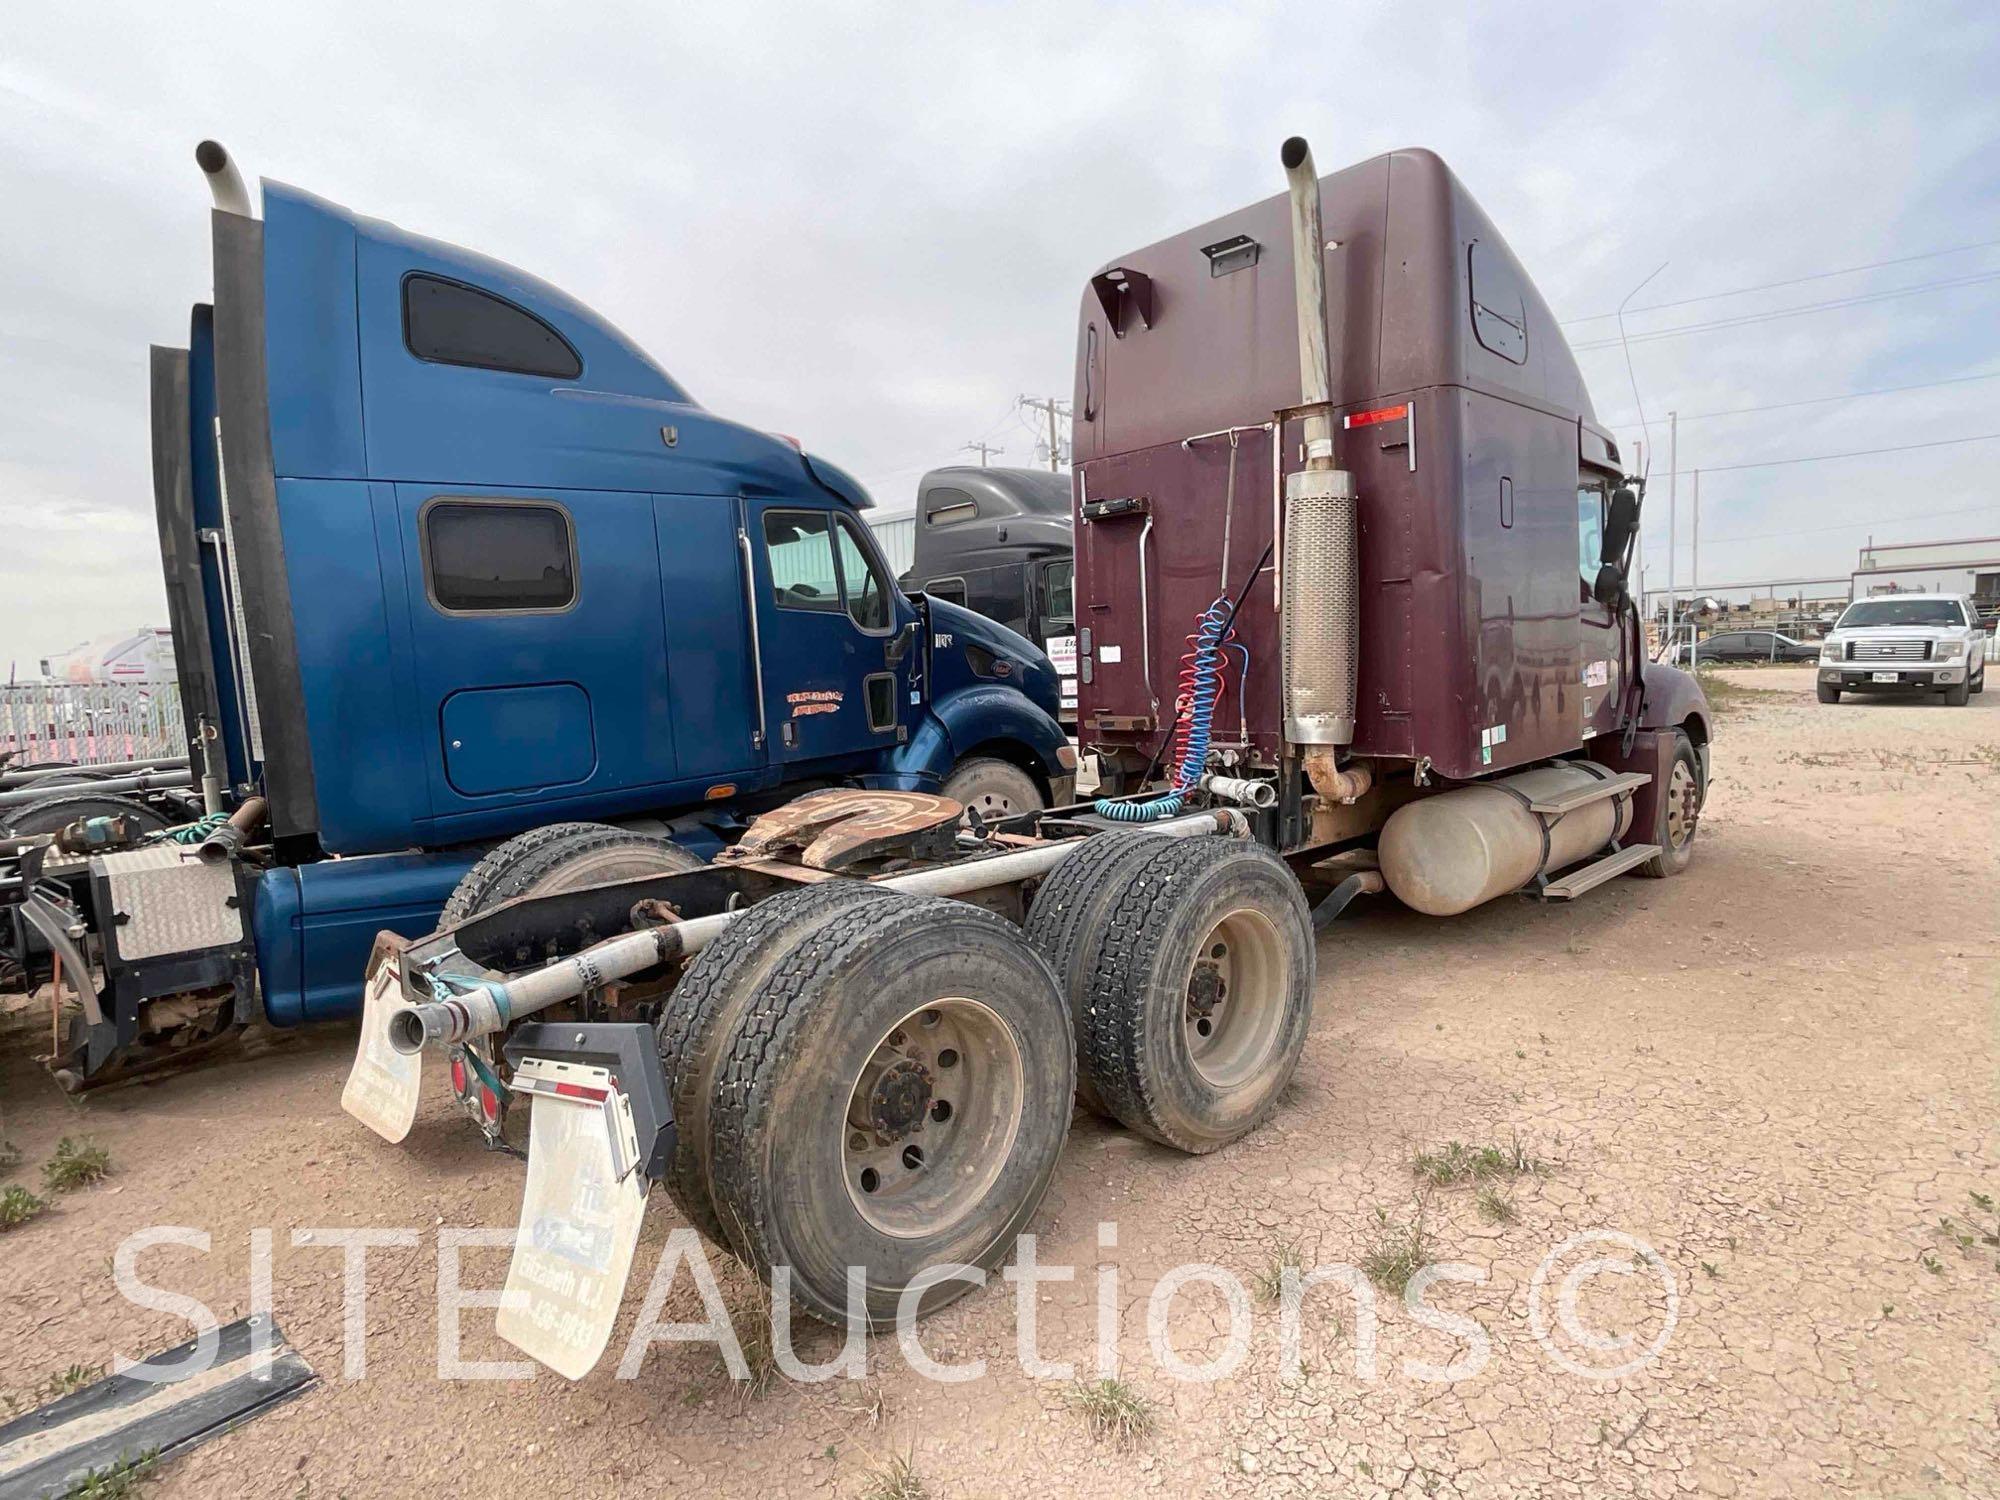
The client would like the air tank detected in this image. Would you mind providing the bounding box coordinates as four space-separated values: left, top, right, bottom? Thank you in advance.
1377 762 1634 916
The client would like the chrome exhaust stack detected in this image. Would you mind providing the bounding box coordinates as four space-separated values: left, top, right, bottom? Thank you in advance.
1277 136 1359 748
195 140 253 217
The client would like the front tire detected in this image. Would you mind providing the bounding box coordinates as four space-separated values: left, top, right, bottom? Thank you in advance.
941 756 1044 824
1816 682 1841 704
1944 679 1970 706
1638 730 1702 878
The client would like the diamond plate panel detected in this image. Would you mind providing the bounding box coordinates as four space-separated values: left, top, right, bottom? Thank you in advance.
95 845 245 962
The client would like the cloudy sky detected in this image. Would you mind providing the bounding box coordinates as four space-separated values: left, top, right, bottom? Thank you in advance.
3 1 1996 670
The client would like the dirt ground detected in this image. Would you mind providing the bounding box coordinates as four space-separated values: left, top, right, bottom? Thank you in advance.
2 665 1995 1499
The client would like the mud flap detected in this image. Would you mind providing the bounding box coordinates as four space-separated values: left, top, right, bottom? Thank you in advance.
494 1059 647 1379
339 941 422 1144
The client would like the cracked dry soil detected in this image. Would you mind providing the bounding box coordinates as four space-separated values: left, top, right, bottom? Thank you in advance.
1 665 1994 1498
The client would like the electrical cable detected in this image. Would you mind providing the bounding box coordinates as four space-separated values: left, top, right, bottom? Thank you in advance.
1562 237 2000 325
1571 270 2000 351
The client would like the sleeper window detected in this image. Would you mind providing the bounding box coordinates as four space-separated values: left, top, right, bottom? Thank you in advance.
404 274 582 379
1469 239 1528 365
424 501 575 613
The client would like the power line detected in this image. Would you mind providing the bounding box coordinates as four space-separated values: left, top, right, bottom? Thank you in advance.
1688 431 2000 474
1562 238 2000 325
1600 369 2000 429
1648 501 2000 549
962 439 1004 466
1570 270 2000 351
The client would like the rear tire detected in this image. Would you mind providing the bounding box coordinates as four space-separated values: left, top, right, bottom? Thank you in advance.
655 880 898 1249
706 891 1073 1326
1638 730 1702 878
1816 682 1841 704
441 822 700 925
0 791 172 839
1071 836 1314 1154
1022 829 1183 1117
438 823 703 1141
941 756 1044 824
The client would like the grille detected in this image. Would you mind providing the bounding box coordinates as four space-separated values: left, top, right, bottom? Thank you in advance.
1845 638 1931 662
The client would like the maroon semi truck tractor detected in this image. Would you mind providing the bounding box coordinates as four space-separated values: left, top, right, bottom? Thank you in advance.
1072 138 1709 908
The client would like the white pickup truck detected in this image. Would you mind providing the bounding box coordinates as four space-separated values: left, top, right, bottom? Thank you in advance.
1817 594 1990 706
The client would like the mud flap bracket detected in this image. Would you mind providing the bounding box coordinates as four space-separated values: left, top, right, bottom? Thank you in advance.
502 1022 676 1180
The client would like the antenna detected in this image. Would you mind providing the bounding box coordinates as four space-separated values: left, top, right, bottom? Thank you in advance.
1615 261 1668 471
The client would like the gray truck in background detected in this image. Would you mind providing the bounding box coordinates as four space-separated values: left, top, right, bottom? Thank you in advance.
899 468 1077 721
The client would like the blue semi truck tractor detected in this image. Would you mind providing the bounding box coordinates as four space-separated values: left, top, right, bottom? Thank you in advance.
2 142 1073 1088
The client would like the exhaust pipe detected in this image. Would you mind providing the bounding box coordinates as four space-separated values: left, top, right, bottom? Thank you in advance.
1202 773 1278 809
196 794 266 864
1278 135 1359 748
196 140 253 217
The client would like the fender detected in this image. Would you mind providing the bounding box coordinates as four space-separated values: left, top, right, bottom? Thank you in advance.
879 683 1071 794
1639 660 1712 745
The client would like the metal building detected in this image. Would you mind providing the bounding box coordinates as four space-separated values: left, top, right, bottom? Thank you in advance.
867 512 916 577
1852 535 2000 614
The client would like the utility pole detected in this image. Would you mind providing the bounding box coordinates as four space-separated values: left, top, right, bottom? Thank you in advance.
1691 467 1700 610
1665 410 1679 655
962 440 1003 467
1018 395 1071 472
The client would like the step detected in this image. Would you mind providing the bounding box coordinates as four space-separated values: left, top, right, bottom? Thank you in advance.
1537 842 1660 900
1527 770 1650 816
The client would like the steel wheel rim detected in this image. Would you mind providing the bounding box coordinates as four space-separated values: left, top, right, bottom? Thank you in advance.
842 997 1024 1239
961 785 1018 823
1665 760 1699 849
1183 908 1289 1089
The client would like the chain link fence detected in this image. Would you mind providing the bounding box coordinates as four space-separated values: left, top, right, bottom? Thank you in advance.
0 683 187 765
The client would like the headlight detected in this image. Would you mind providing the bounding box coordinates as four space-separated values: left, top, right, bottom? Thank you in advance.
1931 638 1963 660
1820 640 1842 662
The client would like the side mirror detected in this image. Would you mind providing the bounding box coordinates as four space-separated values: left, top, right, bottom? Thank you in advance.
1602 486 1640 566
1592 562 1625 608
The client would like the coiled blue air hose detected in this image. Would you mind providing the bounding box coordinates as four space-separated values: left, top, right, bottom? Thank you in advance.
159 812 230 845
1095 594 1234 822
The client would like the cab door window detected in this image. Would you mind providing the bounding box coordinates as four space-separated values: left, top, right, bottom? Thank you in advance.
834 516 893 633
1042 557 1075 628
763 511 842 612
1577 480 1607 600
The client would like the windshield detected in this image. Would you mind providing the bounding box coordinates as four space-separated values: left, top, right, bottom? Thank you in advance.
1836 598 1964 629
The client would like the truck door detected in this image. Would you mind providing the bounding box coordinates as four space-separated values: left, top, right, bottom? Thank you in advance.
655 494 766 782
748 502 913 768
1038 556 1078 717
397 485 681 815
1576 472 1623 739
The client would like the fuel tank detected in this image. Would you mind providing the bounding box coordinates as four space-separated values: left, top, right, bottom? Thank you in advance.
1378 761 1633 916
